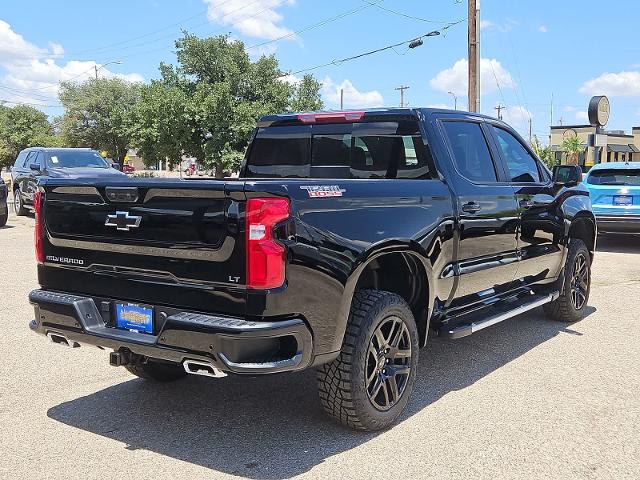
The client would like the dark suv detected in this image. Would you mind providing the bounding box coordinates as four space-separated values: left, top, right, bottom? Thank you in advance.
11 147 124 216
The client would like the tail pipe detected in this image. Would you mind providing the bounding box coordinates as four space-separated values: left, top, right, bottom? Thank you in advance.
182 359 227 378
47 332 80 348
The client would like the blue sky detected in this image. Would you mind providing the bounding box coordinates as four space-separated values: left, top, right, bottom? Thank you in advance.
1 0 640 141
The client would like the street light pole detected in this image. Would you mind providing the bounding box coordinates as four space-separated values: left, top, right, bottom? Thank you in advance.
448 91 458 110
94 60 123 80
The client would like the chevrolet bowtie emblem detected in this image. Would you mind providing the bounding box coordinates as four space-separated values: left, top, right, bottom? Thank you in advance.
105 211 142 231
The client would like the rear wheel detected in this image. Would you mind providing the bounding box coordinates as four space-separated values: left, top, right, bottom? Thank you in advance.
14 189 27 216
0 209 7 227
317 290 419 431
543 238 591 322
125 358 187 382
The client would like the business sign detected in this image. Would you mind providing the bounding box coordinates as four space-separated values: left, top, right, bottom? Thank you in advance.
588 95 610 127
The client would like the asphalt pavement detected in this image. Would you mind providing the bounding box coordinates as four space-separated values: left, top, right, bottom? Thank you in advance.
1 208 639 479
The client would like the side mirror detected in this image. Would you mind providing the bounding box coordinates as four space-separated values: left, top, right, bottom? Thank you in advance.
111 163 121 170
552 165 582 186
29 163 41 172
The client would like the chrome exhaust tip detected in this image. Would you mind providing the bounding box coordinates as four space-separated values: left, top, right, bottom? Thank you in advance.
183 359 227 378
47 332 80 348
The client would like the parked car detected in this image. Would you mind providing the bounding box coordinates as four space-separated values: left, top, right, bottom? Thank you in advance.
0 178 7 227
122 164 135 174
11 148 125 215
583 161 640 233
27 108 595 430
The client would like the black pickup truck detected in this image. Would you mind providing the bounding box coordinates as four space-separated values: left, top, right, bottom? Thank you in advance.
28 108 595 430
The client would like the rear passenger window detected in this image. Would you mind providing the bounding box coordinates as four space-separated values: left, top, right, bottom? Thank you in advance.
493 127 542 183
442 122 497 183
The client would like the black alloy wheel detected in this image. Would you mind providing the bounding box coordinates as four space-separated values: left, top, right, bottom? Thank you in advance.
366 316 412 411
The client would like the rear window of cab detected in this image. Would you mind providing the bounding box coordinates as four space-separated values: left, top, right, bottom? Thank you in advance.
244 120 434 180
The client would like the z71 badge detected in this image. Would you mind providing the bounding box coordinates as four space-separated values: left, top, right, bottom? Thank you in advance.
300 185 346 198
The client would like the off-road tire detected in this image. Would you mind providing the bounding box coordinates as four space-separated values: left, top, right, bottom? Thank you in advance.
125 359 187 382
543 238 591 322
317 290 419 431
14 189 28 216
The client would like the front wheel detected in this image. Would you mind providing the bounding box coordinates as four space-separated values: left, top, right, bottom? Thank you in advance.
543 238 591 322
0 208 7 227
317 290 419 431
14 189 28 216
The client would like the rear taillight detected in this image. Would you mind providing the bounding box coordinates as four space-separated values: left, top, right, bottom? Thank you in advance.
246 197 289 289
33 190 44 264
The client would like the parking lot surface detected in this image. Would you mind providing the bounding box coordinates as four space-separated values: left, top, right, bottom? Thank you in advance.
1 208 639 479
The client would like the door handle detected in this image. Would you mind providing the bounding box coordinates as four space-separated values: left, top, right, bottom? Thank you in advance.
461 201 482 214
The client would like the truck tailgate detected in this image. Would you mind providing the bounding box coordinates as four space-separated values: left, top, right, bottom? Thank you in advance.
39 179 248 313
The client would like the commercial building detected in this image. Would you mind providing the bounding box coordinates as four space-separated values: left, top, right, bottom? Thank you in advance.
549 125 640 168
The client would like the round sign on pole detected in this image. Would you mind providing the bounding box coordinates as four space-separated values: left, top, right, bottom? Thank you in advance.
588 95 610 127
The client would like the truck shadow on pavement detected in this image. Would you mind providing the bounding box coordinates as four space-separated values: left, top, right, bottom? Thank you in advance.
47 309 593 479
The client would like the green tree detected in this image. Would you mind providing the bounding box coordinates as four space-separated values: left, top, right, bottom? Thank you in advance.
561 134 584 165
58 78 141 163
128 33 323 177
0 104 58 169
531 135 557 169
289 75 324 112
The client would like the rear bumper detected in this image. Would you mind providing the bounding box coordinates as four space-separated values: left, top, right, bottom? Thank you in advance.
29 289 314 375
595 214 640 233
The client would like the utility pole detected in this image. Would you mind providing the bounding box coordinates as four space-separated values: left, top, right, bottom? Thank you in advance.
468 0 480 112
395 85 410 107
494 104 504 120
94 65 98 80
340 88 344 110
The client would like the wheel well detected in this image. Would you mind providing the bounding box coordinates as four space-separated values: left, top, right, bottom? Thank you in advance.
354 252 430 345
569 217 595 258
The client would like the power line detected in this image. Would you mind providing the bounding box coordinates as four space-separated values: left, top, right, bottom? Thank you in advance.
282 19 465 77
247 0 385 50
362 1 455 24
0 99 62 108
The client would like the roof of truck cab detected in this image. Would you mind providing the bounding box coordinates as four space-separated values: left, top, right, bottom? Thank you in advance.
258 108 496 125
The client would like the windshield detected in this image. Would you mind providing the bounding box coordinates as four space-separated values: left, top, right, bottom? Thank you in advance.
46 151 110 169
586 169 640 186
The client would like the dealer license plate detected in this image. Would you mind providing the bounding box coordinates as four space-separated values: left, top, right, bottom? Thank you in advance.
613 195 632 206
115 303 154 334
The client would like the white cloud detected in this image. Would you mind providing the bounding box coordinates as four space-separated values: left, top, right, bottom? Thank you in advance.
479 20 494 30
203 0 296 41
321 77 384 109
576 111 589 121
430 58 516 96
564 105 577 112
538 25 548 33
502 105 532 129
48 42 64 56
0 20 46 62
0 21 143 108
579 71 640 96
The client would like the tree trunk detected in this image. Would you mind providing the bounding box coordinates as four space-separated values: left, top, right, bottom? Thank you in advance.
215 160 224 179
